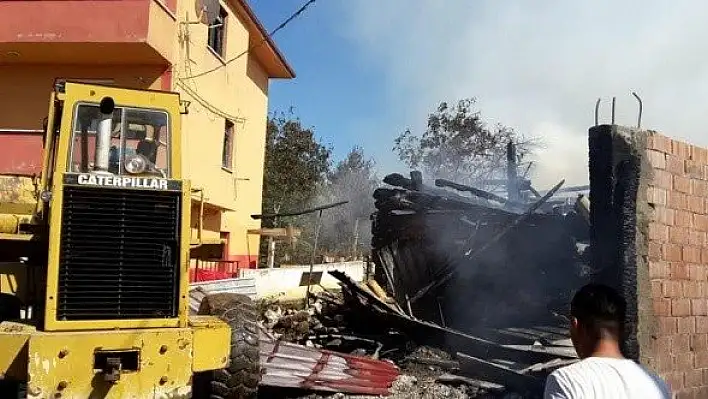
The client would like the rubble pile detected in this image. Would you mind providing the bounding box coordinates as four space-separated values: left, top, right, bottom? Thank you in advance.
257 293 482 398
255 164 591 397
258 290 411 360
257 270 580 398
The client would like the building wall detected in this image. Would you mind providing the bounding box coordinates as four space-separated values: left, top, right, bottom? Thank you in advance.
643 132 708 397
0 65 165 130
173 0 271 267
589 125 708 398
0 0 285 269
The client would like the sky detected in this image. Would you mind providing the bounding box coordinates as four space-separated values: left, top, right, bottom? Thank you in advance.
249 0 708 188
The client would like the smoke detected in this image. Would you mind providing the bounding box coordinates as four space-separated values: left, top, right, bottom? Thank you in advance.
311 153 379 261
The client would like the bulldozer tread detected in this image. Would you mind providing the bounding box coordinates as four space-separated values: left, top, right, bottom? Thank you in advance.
193 293 261 399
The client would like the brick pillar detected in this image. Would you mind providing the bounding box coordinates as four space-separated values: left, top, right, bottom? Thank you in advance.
589 124 708 397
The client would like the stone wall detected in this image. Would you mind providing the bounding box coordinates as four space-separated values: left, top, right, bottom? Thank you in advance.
589 125 708 398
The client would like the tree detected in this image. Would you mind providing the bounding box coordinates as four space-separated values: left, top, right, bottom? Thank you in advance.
393 98 539 188
316 147 379 258
262 110 332 219
260 111 332 265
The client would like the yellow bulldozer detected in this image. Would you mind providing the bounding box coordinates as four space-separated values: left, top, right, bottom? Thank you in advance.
0 81 260 398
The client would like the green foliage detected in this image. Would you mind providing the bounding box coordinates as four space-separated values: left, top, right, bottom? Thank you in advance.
260 110 379 265
260 111 332 266
393 98 540 187
262 110 332 221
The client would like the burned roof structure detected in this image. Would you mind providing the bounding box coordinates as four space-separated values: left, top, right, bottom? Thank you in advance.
370 148 593 334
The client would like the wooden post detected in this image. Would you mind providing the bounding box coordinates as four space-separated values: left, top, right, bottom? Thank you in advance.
247 226 302 269
352 218 359 259
506 141 519 202
267 236 275 269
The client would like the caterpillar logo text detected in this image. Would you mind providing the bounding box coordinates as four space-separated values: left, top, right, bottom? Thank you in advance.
76 173 169 190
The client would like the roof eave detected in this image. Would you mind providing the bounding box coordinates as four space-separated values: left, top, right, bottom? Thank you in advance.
233 0 296 79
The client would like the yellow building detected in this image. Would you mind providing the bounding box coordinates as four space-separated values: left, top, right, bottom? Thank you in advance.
0 0 294 277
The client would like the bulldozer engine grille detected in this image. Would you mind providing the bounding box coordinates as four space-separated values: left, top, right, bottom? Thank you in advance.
57 186 181 320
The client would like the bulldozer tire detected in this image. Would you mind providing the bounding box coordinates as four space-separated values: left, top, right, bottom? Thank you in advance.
192 293 261 399
0 380 26 399
0 294 22 322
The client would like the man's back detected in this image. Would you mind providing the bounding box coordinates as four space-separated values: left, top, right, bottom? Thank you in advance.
544 357 670 399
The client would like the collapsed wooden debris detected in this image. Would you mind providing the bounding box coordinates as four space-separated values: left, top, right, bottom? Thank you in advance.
371 170 592 332
252 268 581 397
252 167 592 396
408 178 567 303
326 270 579 396
362 170 592 396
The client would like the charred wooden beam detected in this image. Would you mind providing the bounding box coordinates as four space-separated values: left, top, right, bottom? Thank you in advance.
520 358 579 375
435 178 523 207
329 270 563 362
405 356 460 370
501 344 578 359
506 141 520 202
456 352 544 394
436 373 505 391
383 173 415 190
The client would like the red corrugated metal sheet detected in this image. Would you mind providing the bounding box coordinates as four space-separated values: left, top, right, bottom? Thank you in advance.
0 131 43 176
260 336 400 396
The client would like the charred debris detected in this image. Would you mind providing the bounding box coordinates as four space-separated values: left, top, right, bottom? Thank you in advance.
371 170 592 330
258 144 594 398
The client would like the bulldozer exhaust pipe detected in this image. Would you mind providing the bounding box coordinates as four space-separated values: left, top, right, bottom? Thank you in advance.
94 96 115 172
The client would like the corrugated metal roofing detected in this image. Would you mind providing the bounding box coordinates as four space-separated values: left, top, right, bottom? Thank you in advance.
259 334 400 396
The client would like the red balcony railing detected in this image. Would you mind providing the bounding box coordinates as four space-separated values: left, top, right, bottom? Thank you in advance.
189 260 242 283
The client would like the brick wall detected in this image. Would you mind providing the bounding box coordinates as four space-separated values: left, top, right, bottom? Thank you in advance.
589 125 708 398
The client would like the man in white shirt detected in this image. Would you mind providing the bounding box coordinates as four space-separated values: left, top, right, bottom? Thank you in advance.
543 283 671 399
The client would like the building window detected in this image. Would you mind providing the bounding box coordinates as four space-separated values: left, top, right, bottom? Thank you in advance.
207 6 228 57
222 119 234 170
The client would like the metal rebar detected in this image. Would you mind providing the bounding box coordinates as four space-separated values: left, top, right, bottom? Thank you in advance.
611 97 616 125
632 91 643 129
594 98 601 126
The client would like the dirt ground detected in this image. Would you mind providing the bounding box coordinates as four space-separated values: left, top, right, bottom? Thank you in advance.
258 373 531 399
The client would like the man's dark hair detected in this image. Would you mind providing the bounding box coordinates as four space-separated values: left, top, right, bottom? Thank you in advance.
571 283 626 339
